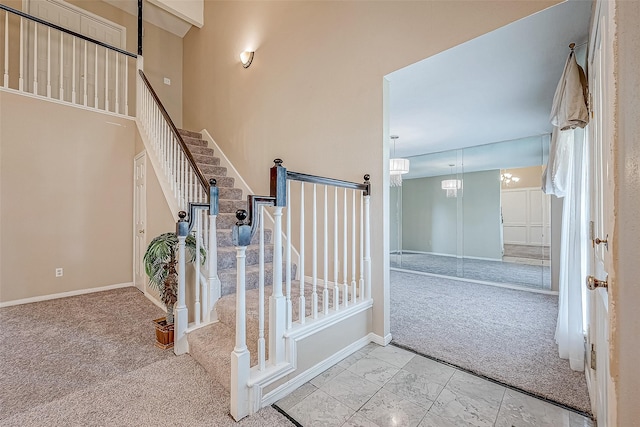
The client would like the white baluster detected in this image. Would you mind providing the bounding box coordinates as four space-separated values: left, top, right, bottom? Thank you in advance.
46 27 51 97
199 211 208 323
286 181 292 330
312 184 318 319
323 186 329 315
105 49 109 111
231 244 250 421
208 208 220 322
299 182 306 324
270 206 286 365
359 192 364 299
124 56 129 115
3 11 8 87
258 206 266 370
59 32 63 101
19 17 23 91
333 186 339 310
83 41 87 106
364 194 371 300
351 190 357 304
72 38 76 104
115 53 119 114
33 23 38 95
94 45 98 108
343 188 349 307
194 215 202 326
175 233 189 355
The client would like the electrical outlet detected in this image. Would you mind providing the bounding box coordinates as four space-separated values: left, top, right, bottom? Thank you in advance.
55 268 63 277
163 77 171 86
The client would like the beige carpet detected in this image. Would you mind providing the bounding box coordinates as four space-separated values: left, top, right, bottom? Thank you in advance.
390 270 591 414
0 287 293 426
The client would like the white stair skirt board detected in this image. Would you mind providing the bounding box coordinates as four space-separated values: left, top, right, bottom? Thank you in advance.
390 267 558 296
0 282 134 307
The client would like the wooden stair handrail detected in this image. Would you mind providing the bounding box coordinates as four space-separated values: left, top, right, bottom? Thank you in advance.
138 69 209 193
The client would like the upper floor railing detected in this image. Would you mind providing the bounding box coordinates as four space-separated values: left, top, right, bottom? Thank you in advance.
0 3 137 116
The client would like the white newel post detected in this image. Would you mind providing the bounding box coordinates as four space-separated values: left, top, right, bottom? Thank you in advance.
208 212 219 322
231 211 251 421
174 212 189 355
270 206 286 366
208 179 220 323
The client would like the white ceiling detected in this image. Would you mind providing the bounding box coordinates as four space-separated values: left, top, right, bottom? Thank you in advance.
387 0 592 167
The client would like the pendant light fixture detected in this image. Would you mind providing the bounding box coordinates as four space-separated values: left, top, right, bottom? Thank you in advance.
390 135 410 187
441 164 462 197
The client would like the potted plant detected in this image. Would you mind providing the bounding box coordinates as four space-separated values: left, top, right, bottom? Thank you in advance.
144 232 204 349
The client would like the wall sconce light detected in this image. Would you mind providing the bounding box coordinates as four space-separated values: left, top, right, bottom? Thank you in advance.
240 51 254 68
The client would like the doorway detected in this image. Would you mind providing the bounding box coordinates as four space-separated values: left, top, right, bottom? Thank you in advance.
134 152 147 293
385 0 593 415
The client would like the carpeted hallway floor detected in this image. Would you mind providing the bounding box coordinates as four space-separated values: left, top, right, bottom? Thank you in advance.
390 270 591 414
0 287 293 426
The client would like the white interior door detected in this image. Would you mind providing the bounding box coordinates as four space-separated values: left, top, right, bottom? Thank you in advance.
134 152 147 292
586 0 615 425
501 187 551 246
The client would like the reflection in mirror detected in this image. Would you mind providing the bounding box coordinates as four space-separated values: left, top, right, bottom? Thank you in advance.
390 135 553 291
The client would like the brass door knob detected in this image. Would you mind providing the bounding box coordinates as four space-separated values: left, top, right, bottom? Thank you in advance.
586 275 608 290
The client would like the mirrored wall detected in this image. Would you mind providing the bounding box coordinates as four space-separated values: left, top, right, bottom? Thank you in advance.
390 135 554 291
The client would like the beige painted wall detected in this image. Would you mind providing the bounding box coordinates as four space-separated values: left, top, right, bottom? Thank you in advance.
612 0 640 423
0 91 135 302
182 0 561 339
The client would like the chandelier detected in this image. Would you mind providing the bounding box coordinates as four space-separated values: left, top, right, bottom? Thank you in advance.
441 164 462 197
500 172 520 186
390 135 410 187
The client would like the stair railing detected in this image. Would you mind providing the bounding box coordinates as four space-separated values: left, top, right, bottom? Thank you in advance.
175 181 219 354
230 159 371 420
0 3 136 116
137 69 221 355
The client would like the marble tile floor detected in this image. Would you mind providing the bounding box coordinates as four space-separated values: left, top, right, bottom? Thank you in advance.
275 343 595 427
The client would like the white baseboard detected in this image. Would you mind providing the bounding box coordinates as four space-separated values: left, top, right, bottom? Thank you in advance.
395 250 502 262
0 282 134 308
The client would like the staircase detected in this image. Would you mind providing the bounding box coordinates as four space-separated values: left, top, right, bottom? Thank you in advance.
176 129 291 390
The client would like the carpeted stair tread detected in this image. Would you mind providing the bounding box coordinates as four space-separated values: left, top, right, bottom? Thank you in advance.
219 188 243 200
178 129 202 139
188 145 215 156
200 164 228 176
183 136 208 147
218 263 297 296
192 154 220 166
209 176 235 188
218 199 247 213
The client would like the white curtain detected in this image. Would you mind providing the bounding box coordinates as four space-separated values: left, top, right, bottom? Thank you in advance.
543 49 589 371
554 128 588 371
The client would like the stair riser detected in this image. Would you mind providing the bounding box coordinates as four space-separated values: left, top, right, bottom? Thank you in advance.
217 213 245 229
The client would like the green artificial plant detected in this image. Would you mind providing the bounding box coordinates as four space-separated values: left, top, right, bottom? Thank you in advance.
143 232 205 324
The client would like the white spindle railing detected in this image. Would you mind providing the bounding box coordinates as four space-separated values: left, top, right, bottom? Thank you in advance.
230 161 371 421
0 5 135 116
